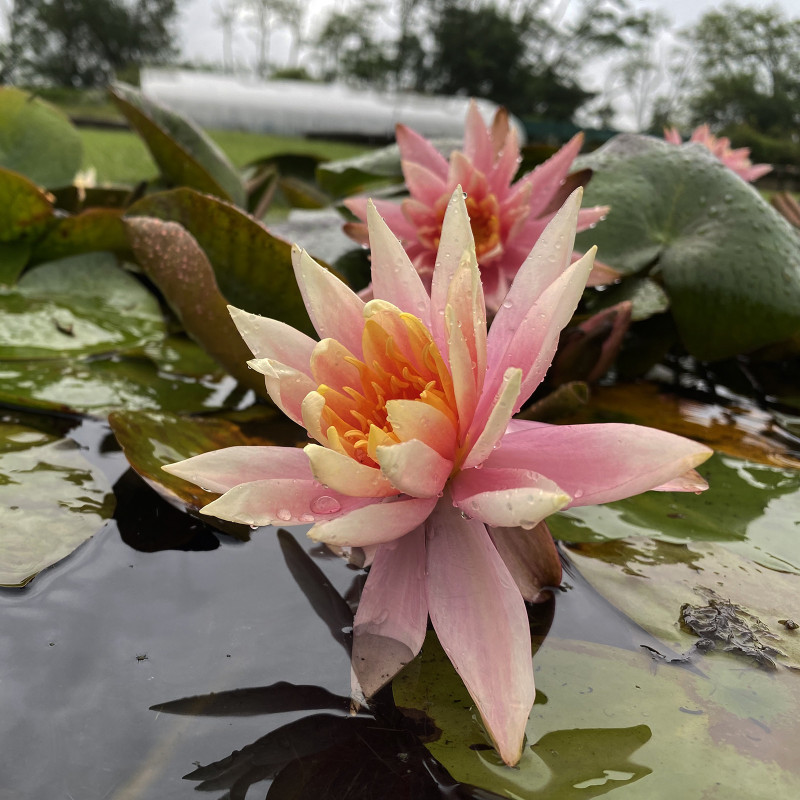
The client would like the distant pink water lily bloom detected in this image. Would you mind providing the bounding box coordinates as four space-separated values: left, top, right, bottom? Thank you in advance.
163 188 712 766
664 124 772 182
344 102 614 314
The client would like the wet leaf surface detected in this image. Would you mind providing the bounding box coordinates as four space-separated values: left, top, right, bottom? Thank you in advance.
0 88 83 188
395 631 800 799
109 83 246 206
124 215 268 397
127 188 313 336
0 350 239 417
0 240 30 286
0 252 165 360
565 537 800 669
316 142 404 197
549 452 800 574
0 419 115 587
576 135 800 360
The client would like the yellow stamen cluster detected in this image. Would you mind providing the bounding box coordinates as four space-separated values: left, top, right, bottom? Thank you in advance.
312 311 457 468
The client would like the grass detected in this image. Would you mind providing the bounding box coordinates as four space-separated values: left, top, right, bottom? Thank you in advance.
78 127 370 185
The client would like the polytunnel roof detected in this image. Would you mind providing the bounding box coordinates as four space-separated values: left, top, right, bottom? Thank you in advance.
139 68 525 142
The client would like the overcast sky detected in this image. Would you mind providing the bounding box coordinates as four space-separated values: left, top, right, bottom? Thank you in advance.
176 0 797 69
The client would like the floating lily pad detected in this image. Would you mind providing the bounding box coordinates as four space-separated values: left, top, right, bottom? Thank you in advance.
566 537 800 668
127 188 312 335
0 166 55 243
270 208 363 269
0 88 83 188
0 421 115 587
0 351 239 418
108 407 302 538
549 453 800 575
575 135 800 360
0 252 164 360
108 83 246 206
30 209 129 265
395 633 800 798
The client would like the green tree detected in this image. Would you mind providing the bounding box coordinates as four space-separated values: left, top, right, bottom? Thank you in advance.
682 4 800 136
3 0 178 87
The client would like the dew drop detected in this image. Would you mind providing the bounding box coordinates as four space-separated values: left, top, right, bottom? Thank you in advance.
299 513 314 523
249 524 260 530
311 495 341 514
276 508 292 521
573 489 584 499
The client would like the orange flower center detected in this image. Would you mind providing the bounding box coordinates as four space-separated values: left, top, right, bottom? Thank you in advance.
312 308 458 468
415 192 502 263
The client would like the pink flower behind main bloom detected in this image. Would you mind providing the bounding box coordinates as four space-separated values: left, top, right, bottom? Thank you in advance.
163 187 712 766
664 124 772 182
345 102 612 314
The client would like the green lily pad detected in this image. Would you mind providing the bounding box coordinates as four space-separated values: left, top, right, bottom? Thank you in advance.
0 347 240 418
566 537 800 668
575 135 800 360
395 633 800 798
316 142 404 197
30 209 129 265
0 166 55 243
0 88 83 188
584 275 669 322
0 241 31 286
270 208 363 269
124 215 268 397
0 421 115 587
127 188 312 335
549 452 800 575
108 83 246 207
108 407 302 537
0 253 164 360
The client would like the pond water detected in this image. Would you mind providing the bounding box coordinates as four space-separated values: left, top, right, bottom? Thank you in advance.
3 404 800 799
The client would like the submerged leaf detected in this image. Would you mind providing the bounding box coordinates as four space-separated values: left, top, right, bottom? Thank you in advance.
0 422 115 587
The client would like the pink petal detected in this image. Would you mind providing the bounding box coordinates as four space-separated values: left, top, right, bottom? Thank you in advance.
524 132 584 219
463 367 521 469
376 439 453 498
739 163 772 182
575 205 609 232
292 246 365 357
487 189 582 367
396 123 449 178
300 391 329 446
385 399 457 459
309 495 438 547
652 467 709 493
228 305 315 373
247 357 317 426
445 254 487 436
485 422 713 506
367 200 431 326
403 160 449 207
451 466 570 529
163 445 311 493
585 255 621 287
663 127 682 145
199 478 372 526
463 100 494 174
309 338 360 388
351 526 428 698
489 126 521 193
425 500 535 765
489 521 562 603
305 444 397 498
430 188 476 357
479 247 595 422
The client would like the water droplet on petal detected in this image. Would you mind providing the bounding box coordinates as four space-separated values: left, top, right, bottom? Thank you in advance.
249 524 260 530
311 495 341 515
276 508 292 521
299 513 314 523
573 488 584 499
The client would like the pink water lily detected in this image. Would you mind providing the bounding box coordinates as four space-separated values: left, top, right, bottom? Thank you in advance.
163 187 712 765
664 124 772 182
344 101 615 314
